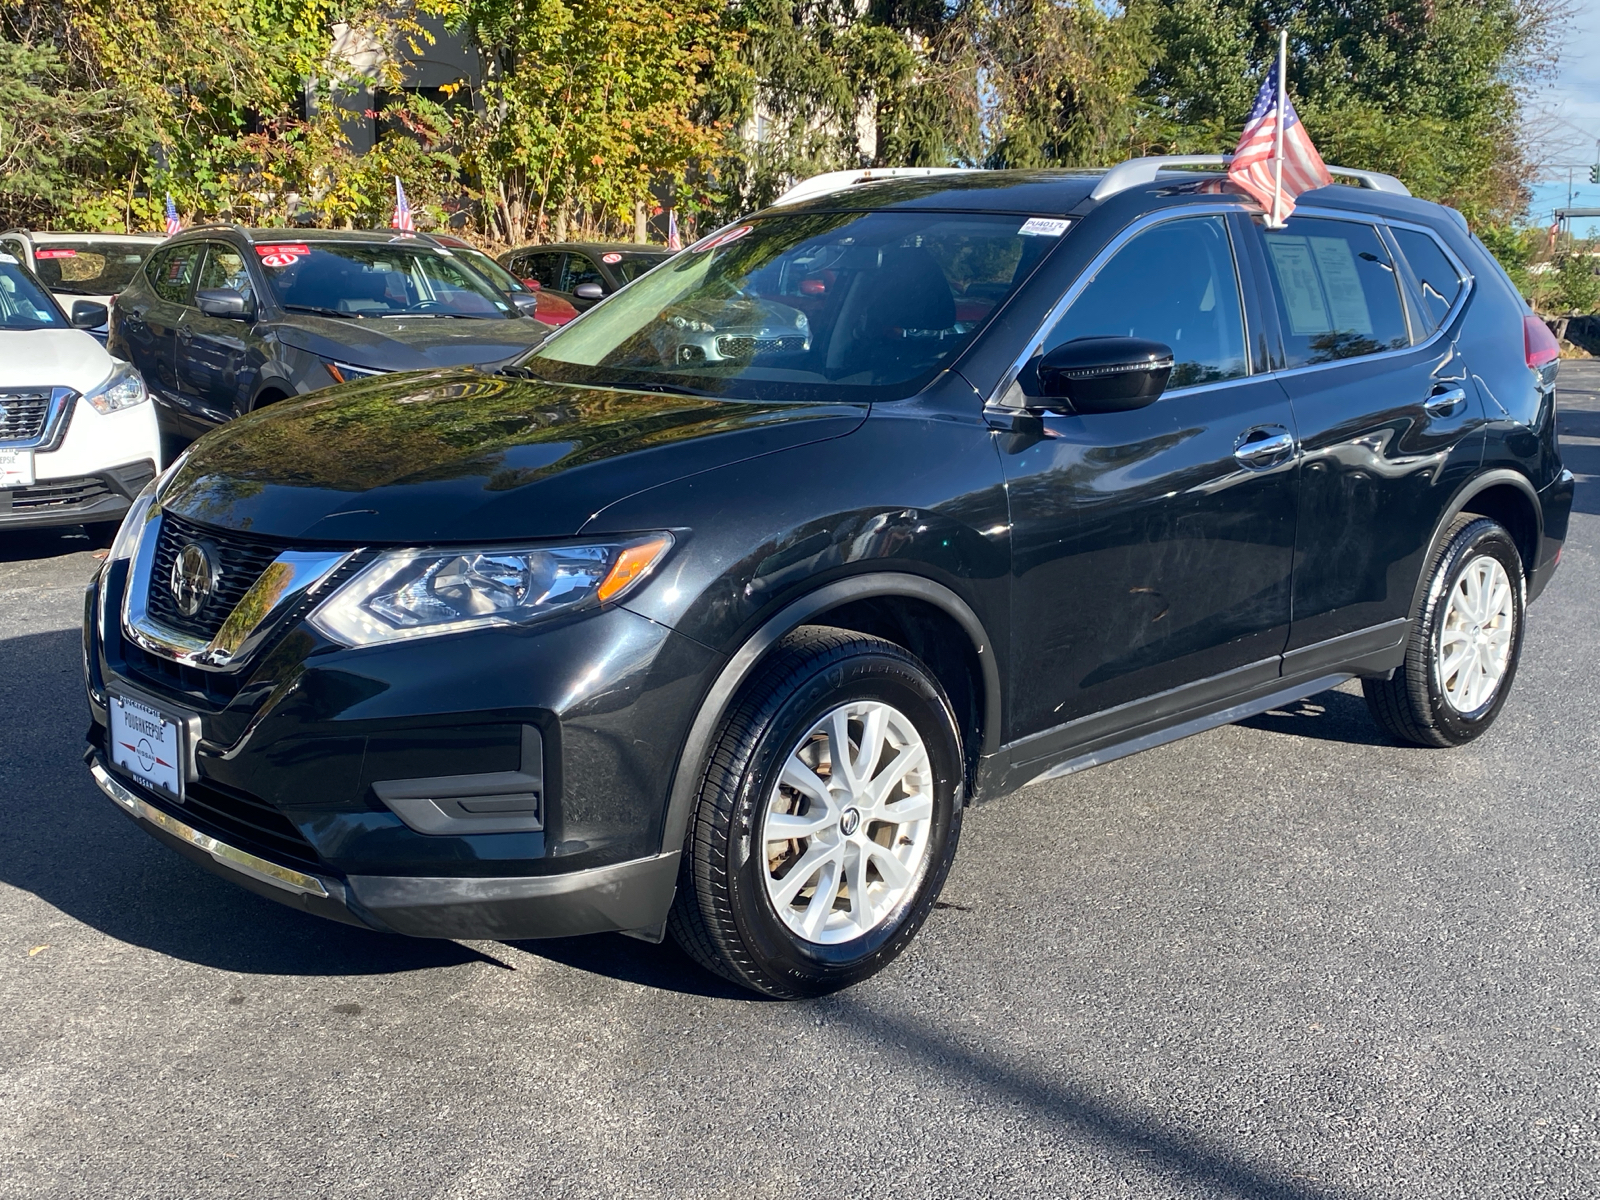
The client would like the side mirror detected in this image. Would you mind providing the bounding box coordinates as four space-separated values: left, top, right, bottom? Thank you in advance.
1035 336 1173 414
510 293 541 317
572 281 605 302
70 300 109 329
195 287 251 320
523 278 541 290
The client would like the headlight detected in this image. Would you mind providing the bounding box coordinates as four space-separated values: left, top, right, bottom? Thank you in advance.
84 362 149 414
106 482 158 564
309 534 673 647
324 360 386 383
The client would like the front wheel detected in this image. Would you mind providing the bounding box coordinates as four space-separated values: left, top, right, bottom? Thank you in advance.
1364 514 1526 747
669 627 964 998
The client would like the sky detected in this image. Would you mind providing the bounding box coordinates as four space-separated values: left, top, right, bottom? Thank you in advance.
1527 0 1600 235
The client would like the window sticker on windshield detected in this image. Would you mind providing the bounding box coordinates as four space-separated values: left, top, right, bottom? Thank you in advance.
256 243 309 268
601 252 623 264
0 254 16 265
1018 218 1069 237
690 225 752 253
35 248 78 259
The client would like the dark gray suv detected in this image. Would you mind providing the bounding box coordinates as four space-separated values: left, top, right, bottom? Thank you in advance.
109 227 553 439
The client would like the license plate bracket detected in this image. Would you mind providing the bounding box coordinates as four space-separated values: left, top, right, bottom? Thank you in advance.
0 448 34 487
108 692 184 803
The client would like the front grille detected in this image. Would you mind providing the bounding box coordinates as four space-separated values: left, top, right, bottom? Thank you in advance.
9 475 112 511
182 777 323 871
715 335 806 358
147 512 285 641
0 390 51 441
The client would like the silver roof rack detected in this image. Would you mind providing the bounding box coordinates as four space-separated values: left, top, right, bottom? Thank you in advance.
1089 155 1409 201
770 167 977 207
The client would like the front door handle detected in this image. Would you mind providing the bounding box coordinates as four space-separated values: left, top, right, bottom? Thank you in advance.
1234 426 1296 468
1424 386 1467 415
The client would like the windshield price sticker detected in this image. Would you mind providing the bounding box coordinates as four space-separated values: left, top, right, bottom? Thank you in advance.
1018 217 1070 237
601 252 623 264
35 248 79 259
256 243 309 267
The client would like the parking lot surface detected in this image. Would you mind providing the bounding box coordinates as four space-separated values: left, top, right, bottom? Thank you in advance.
3 364 1598 1199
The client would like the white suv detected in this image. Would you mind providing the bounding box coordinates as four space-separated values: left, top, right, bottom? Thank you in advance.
0 231 166 344
0 251 161 536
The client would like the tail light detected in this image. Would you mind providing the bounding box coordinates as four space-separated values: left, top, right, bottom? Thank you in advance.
1524 315 1561 368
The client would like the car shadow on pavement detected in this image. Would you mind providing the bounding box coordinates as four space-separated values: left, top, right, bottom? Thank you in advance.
0 627 525 977
507 935 760 1001
831 998 1343 1200
0 526 103 563
1235 686 1392 747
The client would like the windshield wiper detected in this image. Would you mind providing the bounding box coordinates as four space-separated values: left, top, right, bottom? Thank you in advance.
282 303 357 319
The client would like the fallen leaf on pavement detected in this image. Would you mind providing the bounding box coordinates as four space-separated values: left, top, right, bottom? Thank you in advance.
28 945 49 956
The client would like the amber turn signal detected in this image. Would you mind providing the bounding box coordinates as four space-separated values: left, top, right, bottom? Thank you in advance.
598 535 673 604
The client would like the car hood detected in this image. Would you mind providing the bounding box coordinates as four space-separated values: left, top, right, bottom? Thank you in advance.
157 371 868 542
0 328 117 392
272 313 552 371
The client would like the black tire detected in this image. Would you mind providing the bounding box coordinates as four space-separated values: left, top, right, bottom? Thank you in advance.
668 626 964 998
1364 514 1526 748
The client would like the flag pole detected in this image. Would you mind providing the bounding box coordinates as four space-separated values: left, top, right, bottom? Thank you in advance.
1272 29 1286 228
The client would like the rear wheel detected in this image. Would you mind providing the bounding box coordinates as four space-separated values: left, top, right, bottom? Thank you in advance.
1364 515 1525 747
669 627 964 998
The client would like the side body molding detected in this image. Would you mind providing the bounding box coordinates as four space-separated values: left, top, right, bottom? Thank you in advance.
652 572 1003 861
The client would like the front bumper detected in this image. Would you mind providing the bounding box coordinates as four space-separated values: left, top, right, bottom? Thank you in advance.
0 460 156 529
89 752 681 938
85 544 721 941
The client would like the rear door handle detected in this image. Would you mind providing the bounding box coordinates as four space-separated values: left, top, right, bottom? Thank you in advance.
1234 426 1296 468
1424 386 1467 415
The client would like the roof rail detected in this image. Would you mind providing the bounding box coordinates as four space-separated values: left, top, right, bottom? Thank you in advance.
771 167 976 207
1088 154 1409 201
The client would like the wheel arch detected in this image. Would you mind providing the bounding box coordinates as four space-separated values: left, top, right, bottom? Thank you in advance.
657 573 1002 859
1410 469 1542 616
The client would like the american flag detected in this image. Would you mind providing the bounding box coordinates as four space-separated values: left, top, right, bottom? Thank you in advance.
391 177 414 232
164 194 181 237
666 209 681 252
1228 71 1331 225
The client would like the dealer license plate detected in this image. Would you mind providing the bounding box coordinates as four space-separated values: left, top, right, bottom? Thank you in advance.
0 448 33 487
109 693 183 801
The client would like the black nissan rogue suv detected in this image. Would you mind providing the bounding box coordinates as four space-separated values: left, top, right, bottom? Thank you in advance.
83 161 1573 998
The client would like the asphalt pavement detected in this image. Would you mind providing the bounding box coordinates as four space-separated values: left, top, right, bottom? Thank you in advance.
3 364 1598 1199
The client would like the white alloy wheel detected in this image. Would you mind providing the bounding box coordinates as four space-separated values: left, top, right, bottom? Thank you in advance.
1437 553 1516 715
761 700 934 945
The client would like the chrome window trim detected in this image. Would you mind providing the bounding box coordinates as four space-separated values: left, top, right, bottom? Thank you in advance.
0 386 77 451
988 201 1256 408
990 203 1478 408
120 507 354 671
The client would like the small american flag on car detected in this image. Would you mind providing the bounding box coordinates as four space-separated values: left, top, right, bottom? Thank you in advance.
1227 46 1331 227
164 194 181 237
391 177 414 233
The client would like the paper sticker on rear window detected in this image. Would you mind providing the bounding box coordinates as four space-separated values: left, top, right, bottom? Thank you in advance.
1018 218 1069 237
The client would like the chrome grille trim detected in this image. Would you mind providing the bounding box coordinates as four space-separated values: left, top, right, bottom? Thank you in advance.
0 387 76 450
121 508 354 671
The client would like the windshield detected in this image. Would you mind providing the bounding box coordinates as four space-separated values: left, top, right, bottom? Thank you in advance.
450 246 528 294
257 241 517 319
609 252 669 283
32 242 155 295
0 260 65 329
528 211 1056 400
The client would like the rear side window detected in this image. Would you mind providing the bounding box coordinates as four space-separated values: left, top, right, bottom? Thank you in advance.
1261 217 1409 367
1391 227 1464 333
1044 214 1248 389
511 252 563 290
147 244 203 304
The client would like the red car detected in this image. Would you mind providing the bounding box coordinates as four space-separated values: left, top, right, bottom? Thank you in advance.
432 235 580 326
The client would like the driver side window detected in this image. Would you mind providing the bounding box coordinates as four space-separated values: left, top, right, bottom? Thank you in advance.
1044 215 1248 390
196 243 255 306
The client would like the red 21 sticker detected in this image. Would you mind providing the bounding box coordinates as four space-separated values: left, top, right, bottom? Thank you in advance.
260 253 299 267
601 252 623 264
